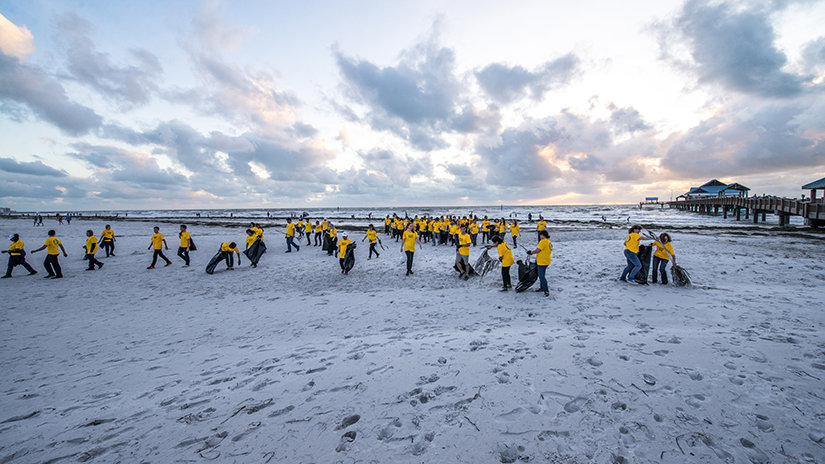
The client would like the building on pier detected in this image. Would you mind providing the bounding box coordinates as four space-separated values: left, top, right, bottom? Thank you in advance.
802 177 825 203
676 179 750 200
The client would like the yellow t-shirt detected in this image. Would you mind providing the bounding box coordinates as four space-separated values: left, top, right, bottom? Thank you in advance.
536 238 553 266
458 233 471 256
101 229 114 240
321 220 328 231
537 220 547 231
45 237 61 255
179 231 191 247
151 233 164 250
395 220 404 231
433 222 441 233
482 220 490 232
329 227 337 238
220 242 237 252
498 223 506 233
450 224 460 235
384 218 391 226
366 230 377 244
624 233 641 254
511 224 519 236
497 242 514 267
338 238 352 259
652 241 675 260
8 240 24 255
305 222 313 233
86 236 98 255
286 223 295 237
245 235 257 249
252 227 263 239
403 231 417 252
469 223 479 234
297 220 304 229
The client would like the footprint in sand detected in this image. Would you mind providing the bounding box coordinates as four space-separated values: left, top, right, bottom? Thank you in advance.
335 414 360 430
335 431 357 452
563 397 588 413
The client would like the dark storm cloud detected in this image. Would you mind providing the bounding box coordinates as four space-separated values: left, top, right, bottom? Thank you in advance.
56 13 162 107
0 157 67 177
663 100 825 177
672 0 809 97
0 54 102 135
475 53 580 104
335 37 498 151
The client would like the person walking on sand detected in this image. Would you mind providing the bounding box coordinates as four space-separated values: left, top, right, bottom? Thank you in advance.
362 224 382 259
536 215 547 242
304 219 313 246
2 233 37 278
314 221 322 246
510 220 520 248
84 230 104 271
337 232 353 274
620 224 652 284
285 218 300 252
177 225 191 266
30 229 67 278
99 224 116 257
490 235 514 291
456 225 472 280
526 230 552 296
651 233 675 285
147 226 172 269
401 223 422 276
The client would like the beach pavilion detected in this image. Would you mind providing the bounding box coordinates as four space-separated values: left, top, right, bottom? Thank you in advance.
802 177 825 203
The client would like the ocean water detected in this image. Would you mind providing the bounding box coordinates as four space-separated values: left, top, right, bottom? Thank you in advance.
46 204 805 229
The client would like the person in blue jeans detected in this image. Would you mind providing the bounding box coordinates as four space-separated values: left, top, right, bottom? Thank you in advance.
526 230 552 296
620 225 652 284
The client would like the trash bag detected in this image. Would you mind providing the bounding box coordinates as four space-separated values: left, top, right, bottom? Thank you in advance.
473 248 499 277
243 239 267 265
515 257 537 292
343 243 356 272
322 233 331 251
205 251 225 274
671 263 692 287
188 237 198 251
634 245 652 284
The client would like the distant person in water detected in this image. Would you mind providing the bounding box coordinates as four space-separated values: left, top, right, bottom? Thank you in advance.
99 224 116 256
2 233 37 278
147 226 171 269
30 229 67 278
84 230 104 271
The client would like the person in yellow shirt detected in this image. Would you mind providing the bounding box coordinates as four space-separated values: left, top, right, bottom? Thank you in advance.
527 230 553 296
146 226 171 269
481 217 491 243
99 224 116 257
220 242 241 270
249 222 264 241
510 220 520 248
84 230 104 271
455 225 472 280
296 219 304 240
337 233 353 274
326 223 338 256
314 221 322 246
245 229 258 250
394 218 405 242
30 229 67 278
384 216 392 235
491 236 514 291
620 224 652 284
401 223 421 276
2 233 37 278
651 233 675 284
177 225 192 266
536 216 547 242
304 220 313 246
362 224 382 259
469 222 479 246
285 218 300 252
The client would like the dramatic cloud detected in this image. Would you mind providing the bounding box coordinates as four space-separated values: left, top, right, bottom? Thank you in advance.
475 53 580 104
56 13 162 107
335 34 498 151
358 149 432 188
0 53 102 135
609 104 652 134
0 157 67 177
670 0 810 97
0 13 34 60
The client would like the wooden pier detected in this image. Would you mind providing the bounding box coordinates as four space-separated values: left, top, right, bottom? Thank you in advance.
669 197 825 227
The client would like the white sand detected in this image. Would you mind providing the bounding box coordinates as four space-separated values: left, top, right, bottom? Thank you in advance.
1 217 824 463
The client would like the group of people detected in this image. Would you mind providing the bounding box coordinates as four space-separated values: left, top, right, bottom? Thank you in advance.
3 215 678 296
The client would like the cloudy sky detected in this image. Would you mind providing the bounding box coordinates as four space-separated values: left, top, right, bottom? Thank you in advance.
1 0 824 210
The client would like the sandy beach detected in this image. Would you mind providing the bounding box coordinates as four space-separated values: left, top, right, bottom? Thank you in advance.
1 217 824 463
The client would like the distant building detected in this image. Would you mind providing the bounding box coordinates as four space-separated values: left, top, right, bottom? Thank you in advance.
0 207 11 216
802 176 825 203
676 179 750 200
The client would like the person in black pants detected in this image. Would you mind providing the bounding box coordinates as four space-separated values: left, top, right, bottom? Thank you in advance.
84 230 104 270
147 226 171 269
30 229 67 278
2 233 37 278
